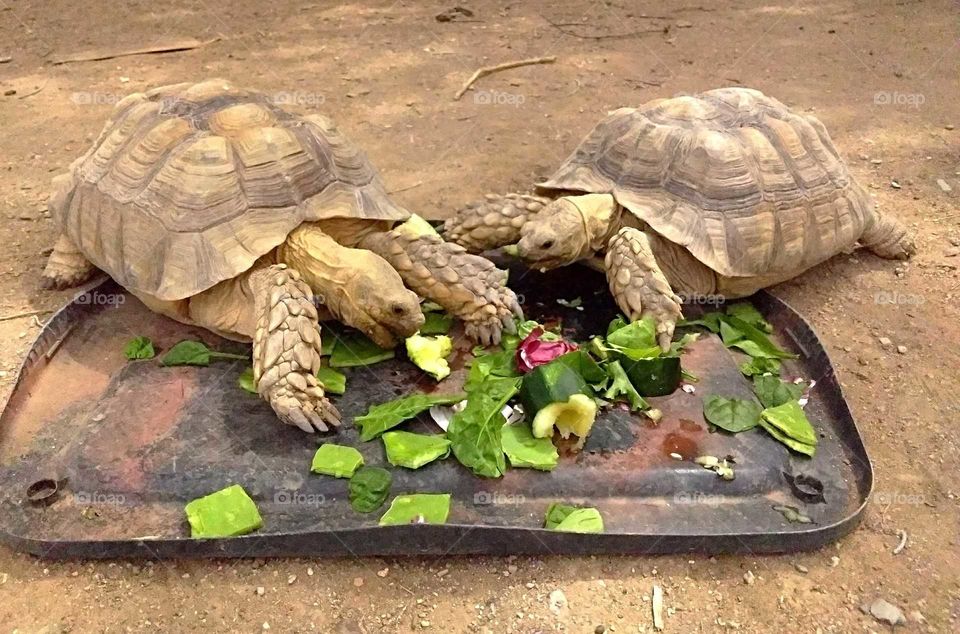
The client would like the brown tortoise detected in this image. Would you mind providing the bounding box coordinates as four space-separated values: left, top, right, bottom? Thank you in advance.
41 79 521 433
444 87 915 350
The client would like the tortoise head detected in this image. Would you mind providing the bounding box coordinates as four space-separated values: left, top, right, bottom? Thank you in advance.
517 194 616 271
333 262 424 348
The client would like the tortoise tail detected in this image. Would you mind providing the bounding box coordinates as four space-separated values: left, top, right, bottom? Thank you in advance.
860 211 916 260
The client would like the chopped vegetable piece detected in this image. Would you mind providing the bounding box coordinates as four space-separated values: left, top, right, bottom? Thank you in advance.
123 336 155 360
739 357 782 377
406 333 453 380
310 444 364 478
320 336 335 356
519 360 597 443
518 320 561 341
773 504 814 524
606 316 660 359
516 327 578 373
354 392 466 441
329 331 395 367
161 340 246 366
379 493 451 526
759 418 816 456
702 396 763 433
448 377 520 477
543 502 604 533
760 401 817 447
617 354 682 396
420 312 454 335
467 349 519 391
678 311 723 333
395 213 441 238
602 360 649 411
553 349 608 385
184 484 262 538
724 316 797 359
725 302 773 333
382 431 451 469
753 375 805 408
348 467 392 513
667 332 699 356
501 423 559 471
238 368 257 394
315 366 347 395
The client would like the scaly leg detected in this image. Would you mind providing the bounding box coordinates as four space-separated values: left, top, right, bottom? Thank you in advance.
442 193 550 253
605 228 683 352
359 224 522 346
859 210 915 260
40 234 98 289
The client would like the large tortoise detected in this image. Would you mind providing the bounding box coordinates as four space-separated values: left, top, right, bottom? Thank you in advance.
41 79 520 433
444 87 914 349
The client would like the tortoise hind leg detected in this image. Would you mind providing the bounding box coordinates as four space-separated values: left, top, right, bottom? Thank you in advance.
40 234 98 289
442 193 550 253
188 264 340 433
860 211 915 260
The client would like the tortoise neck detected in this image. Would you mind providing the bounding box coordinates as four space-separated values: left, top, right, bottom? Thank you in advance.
563 193 620 256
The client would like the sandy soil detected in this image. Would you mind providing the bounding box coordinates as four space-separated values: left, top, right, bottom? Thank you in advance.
0 0 958 632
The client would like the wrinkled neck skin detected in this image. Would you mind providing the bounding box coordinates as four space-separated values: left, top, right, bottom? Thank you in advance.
561 193 621 259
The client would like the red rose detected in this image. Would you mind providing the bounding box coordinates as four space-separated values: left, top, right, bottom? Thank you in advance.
516 327 578 373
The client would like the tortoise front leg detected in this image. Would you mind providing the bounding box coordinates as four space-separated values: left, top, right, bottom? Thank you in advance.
359 224 522 346
605 228 683 352
40 234 98 289
442 193 550 253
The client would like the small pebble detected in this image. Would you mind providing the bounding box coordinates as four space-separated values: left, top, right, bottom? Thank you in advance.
896 345 908 354
878 337 892 347
377 567 389 577
353 577 364 587
255 586 265 596
743 570 755 585
937 178 952 193
794 563 809 573
946 124 955 130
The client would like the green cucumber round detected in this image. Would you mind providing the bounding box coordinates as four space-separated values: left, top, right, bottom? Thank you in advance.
519 360 597 440
617 354 681 396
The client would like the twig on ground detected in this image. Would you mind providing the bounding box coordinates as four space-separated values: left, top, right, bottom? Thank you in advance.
0 308 53 323
454 56 557 100
17 81 46 99
540 14 665 40
388 181 424 194
52 37 220 65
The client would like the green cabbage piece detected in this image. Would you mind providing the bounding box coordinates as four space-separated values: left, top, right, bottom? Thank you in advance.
184 484 263 538
310 444 364 478
383 431 451 469
501 424 558 471
379 493 451 526
543 502 604 533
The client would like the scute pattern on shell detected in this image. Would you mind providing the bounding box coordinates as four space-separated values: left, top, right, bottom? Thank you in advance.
51 79 409 301
539 87 873 277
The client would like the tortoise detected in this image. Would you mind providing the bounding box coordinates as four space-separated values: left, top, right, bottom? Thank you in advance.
41 79 521 433
443 87 915 349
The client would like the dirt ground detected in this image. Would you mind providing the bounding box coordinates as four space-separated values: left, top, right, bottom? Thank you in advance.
1 0 958 631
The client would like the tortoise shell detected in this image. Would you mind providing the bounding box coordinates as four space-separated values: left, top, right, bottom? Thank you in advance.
539 87 873 278
51 79 407 300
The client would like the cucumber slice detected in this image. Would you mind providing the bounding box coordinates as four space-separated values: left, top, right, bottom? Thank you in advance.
518 360 597 444
617 354 681 396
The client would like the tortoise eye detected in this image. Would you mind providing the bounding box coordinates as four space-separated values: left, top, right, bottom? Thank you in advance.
541 240 554 249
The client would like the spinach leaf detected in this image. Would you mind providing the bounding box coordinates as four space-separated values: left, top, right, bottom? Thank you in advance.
379 493 451 526
760 401 817 446
602 360 649 411
465 349 519 391
726 303 773 333
543 502 604 533
702 395 762 432
238 368 257 394
739 357 781 377
420 312 454 335
348 467 392 513
678 311 724 333
501 423 559 471
724 316 797 359
161 340 246 366
354 392 466 441
753 375 805 408
310 444 364 478
606 316 659 358
382 431 451 469
329 331 395 367
123 336 155 360
316 366 347 395
447 377 520 478
758 418 816 456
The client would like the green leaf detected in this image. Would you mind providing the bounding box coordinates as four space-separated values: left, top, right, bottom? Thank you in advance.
606 315 629 337
678 311 724 333
726 302 773 333
420 300 445 313
760 401 817 448
320 337 335 356
310 443 364 478
758 418 816 456
379 493 451 526
501 423 559 471
543 502 604 533
718 319 744 345
184 484 262 538
667 332 699 357
315 366 347 395
448 377 519 478
724 316 797 359
348 467 392 513
465 349 519 391
602 360 649 411
354 392 466 441
382 431 451 469
753 375 805 408
702 395 762 432
161 340 246 366
420 312 454 335
553 350 608 385
606 316 658 357
329 331 395 367
238 368 257 394
739 357 781 377
123 336 155 360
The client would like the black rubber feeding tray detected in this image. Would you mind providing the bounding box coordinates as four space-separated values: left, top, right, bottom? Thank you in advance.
0 263 871 558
